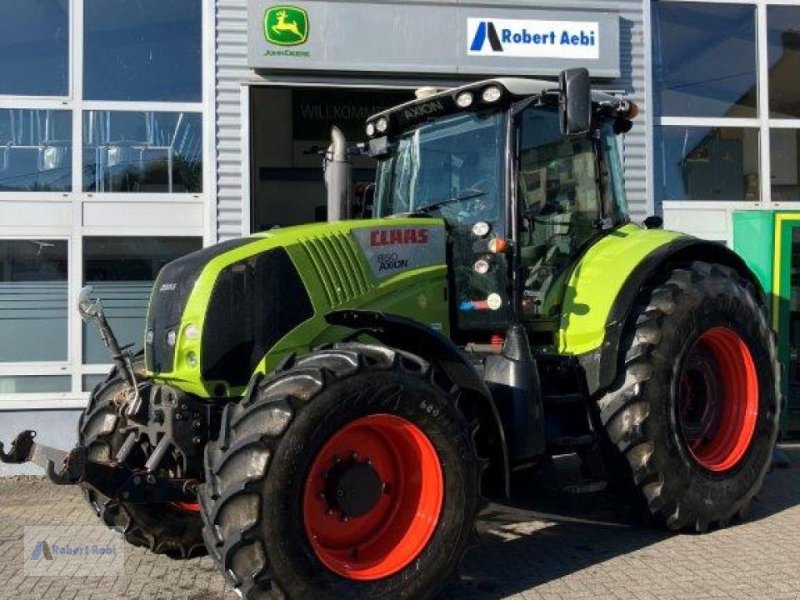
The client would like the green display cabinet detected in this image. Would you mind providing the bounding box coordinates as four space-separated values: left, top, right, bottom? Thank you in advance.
733 210 800 435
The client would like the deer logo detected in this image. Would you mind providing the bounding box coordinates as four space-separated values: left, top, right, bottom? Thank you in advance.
264 6 309 46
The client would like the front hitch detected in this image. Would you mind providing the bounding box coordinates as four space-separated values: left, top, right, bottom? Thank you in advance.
0 430 197 504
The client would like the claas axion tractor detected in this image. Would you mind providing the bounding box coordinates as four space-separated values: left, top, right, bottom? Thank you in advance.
1 69 780 599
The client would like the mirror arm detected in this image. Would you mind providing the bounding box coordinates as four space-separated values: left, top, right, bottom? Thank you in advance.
78 286 140 407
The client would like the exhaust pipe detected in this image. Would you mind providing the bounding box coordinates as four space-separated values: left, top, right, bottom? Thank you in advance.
324 126 351 222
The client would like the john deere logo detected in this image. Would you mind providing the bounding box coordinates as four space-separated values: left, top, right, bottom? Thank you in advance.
264 6 308 46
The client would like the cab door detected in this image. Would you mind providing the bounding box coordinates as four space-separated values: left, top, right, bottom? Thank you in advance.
514 106 612 332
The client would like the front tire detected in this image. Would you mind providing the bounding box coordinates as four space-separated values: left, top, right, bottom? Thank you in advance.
199 344 481 599
78 359 206 558
597 261 780 532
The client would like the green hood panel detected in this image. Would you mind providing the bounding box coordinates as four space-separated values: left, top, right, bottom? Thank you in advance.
557 223 687 356
153 218 449 397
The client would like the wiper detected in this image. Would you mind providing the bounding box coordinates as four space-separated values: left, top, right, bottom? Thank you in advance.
409 188 486 215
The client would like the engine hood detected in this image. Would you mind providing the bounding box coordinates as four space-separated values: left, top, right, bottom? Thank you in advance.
145 218 449 397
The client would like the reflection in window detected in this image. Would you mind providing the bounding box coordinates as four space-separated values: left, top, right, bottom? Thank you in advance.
771 129 800 202
0 110 72 192
655 126 760 202
0 1 68 96
84 0 201 102
83 237 202 364
83 111 202 193
768 6 800 119
0 240 68 362
652 2 757 118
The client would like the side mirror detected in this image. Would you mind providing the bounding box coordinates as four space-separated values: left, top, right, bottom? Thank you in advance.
559 68 592 135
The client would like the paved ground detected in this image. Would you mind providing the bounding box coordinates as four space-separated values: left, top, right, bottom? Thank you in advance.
1 446 799 600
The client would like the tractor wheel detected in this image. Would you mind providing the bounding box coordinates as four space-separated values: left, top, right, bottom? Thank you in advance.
598 261 780 532
199 343 481 599
78 358 206 558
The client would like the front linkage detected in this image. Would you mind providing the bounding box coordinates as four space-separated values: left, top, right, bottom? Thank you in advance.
0 429 197 505
0 286 211 510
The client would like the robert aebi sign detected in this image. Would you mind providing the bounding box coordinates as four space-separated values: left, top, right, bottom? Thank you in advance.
468 18 600 60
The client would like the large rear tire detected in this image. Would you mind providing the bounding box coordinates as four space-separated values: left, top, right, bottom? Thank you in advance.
199 343 481 599
597 261 780 532
78 358 206 558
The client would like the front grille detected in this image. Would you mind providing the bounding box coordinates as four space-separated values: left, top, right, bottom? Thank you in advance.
146 237 259 374
300 233 372 306
201 247 314 388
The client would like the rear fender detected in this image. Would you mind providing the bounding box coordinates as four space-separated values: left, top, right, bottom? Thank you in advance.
559 224 762 395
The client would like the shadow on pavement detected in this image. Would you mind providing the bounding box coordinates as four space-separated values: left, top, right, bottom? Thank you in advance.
438 444 800 599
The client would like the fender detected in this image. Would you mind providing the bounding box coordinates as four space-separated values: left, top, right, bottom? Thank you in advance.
559 224 761 395
325 309 511 498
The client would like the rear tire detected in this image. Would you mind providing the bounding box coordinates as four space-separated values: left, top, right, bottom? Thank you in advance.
597 261 780 532
78 359 206 558
199 343 481 599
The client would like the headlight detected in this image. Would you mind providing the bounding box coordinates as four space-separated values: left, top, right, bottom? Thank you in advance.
376 117 389 133
146 329 154 344
184 324 200 341
473 257 491 275
166 330 177 347
482 86 503 103
366 122 376 137
472 221 490 237
456 91 474 108
186 351 198 368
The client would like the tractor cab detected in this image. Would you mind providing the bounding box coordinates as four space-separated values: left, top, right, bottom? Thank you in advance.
359 70 638 345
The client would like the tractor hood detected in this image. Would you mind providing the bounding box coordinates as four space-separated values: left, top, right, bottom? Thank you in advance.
144 218 449 397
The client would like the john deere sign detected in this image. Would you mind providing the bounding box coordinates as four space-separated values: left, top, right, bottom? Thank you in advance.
264 6 308 46
247 1 620 77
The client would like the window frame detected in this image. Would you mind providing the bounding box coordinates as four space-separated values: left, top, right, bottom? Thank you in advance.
651 0 800 213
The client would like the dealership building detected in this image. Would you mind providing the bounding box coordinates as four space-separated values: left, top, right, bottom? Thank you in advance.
1 0 799 472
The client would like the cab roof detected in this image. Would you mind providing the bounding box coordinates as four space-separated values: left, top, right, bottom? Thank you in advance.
365 77 633 139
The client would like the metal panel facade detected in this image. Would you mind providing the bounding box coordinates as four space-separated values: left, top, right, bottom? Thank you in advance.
247 2 621 78
215 0 649 240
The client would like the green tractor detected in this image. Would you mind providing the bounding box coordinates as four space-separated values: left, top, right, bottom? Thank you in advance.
1 69 780 599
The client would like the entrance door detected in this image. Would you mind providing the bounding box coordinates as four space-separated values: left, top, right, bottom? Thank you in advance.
249 86 411 232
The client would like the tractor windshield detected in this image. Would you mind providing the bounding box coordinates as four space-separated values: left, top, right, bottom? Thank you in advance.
373 111 506 228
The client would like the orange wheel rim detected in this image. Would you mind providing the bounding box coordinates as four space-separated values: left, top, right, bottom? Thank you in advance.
678 327 759 472
302 414 444 580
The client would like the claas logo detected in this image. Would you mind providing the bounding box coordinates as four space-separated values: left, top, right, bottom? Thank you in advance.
370 229 430 246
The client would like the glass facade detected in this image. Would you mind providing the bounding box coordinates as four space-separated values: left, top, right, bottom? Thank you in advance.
84 0 202 102
654 1 800 209
83 111 203 193
655 126 760 201
0 240 68 363
653 2 757 118
0 109 72 192
0 2 69 97
767 6 800 119
0 1 206 402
